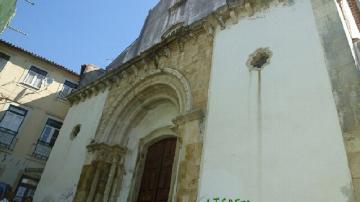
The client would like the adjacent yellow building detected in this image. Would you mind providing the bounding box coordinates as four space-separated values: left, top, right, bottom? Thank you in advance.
0 39 79 201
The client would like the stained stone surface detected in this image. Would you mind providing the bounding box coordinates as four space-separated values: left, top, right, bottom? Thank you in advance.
107 0 226 70
311 0 360 201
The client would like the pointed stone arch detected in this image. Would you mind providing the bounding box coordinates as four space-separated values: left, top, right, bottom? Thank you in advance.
73 67 204 202
96 67 192 144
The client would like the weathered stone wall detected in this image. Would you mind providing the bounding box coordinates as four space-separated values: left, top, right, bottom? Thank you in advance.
98 32 213 131
52 1 360 201
73 28 213 201
311 0 360 201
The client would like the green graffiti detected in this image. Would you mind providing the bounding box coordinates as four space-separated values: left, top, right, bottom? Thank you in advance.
206 198 250 202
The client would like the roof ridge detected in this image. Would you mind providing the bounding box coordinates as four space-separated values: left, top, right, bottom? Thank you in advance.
0 39 79 76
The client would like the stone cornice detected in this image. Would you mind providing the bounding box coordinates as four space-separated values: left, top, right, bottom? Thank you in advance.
67 23 206 105
67 0 293 105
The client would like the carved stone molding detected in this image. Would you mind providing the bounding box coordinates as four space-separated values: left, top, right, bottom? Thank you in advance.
67 0 294 106
74 143 127 202
172 109 204 126
162 22 185 40
96 67 193 144
87 143 127 163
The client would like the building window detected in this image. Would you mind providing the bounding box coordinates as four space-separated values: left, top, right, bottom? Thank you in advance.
0 52 10 70
246 47 273 71
33 118 62 160
22 66 47 89
14 175 38 202
70 124 81 140
0 105 27 149
59 80 78 98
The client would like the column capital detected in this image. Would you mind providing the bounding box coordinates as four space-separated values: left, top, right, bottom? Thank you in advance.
87 143 127 162
172 109 204 126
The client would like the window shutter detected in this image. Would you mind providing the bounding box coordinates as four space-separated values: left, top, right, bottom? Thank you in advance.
0 112 15 129
23 71 36 85
49 129 59 146
39 119 62 145
33 74 45 89
0 112 24 132
10 114 24 132
40 126 52 142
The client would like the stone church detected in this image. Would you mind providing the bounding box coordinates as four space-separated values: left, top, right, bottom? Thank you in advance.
34 0 360 201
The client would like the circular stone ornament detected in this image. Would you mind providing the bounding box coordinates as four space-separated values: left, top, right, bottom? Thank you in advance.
246 47 273 71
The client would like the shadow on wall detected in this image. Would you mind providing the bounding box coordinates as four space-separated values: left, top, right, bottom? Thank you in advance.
0 90 72 200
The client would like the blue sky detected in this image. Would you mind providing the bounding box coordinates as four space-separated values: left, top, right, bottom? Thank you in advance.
0 0 159 73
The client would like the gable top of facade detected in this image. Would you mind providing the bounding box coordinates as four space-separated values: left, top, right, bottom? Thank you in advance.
0 39 79 77
106 0 227 70
68 0 293 103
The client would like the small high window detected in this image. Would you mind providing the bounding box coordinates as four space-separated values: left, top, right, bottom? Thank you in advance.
59 80 78 99
70 124 81 140
0 105 27 149
0 52 10 70
33 118 62 160
246 48 272 71
22 66 48 89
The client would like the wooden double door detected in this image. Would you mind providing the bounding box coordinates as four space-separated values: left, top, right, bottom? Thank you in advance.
137 138 177 202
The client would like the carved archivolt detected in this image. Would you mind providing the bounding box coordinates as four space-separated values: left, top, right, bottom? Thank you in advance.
96 67 192 145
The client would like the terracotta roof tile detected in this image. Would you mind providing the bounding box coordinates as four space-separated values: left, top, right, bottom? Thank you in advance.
0 39 79 76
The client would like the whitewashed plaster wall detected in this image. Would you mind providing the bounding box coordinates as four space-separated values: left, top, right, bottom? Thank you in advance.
118 102 178 202
34 90 109 202
198 1 353 202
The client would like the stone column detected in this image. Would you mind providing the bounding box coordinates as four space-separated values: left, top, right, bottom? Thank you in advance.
86 162 101 202
74 143 126 202
109 163 125 202
172 109 204 202
103 146 126 202
73 163 96 202
103 157 118 202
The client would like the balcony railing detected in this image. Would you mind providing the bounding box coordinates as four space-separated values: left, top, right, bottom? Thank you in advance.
0 127 17 150
32 141 52 160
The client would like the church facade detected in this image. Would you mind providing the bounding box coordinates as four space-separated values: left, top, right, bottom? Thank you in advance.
34 0 360 201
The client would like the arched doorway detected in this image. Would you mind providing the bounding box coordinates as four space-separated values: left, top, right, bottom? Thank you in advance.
137 137 177 202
